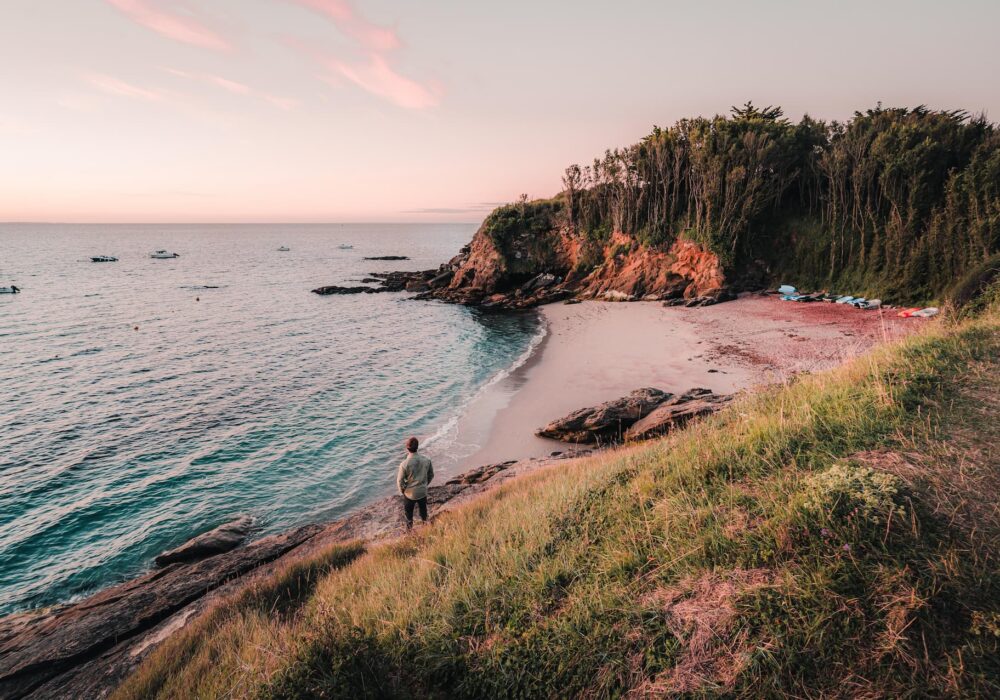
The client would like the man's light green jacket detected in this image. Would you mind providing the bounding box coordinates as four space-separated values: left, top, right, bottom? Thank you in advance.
397 452 434 500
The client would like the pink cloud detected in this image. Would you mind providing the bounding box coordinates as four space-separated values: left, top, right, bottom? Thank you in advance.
326 53 439 110
205 75 252 95
286 1 440 110
290 0 400 52
105 0 231 51
162 68 298 110
84 73 165 102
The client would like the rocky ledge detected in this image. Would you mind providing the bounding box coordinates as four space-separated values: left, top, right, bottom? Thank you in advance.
0 454 586 700
312 268 453 296
537 387 732 444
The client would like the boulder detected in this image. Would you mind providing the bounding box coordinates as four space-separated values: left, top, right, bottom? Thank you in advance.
625 388 732 441
428 270 454 289
537 388 731 444
520 273 559 294
536 388 673 443
154 516 254 567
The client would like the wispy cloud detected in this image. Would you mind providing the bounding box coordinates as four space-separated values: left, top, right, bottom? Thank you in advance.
163 68 299 110
324 53 438 110
104 0 231 51
288 0 440 110
84 72 166 102
290 0 399 52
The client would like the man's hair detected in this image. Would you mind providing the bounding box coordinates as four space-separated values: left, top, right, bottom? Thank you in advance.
406 437 419 453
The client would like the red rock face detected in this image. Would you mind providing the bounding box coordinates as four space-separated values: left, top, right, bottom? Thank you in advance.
667 238 727 298
449 225 504 290
448 219 726 300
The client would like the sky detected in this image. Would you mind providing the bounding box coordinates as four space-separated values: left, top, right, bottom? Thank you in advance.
1 0 998 223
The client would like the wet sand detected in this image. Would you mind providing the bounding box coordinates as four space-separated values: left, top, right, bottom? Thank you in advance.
460 295 919 466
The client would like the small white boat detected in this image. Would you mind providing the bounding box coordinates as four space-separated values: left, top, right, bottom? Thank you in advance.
277 246 290 252
91 255 118 262
150 250 180 259
337 244 353 250
0 285 20 294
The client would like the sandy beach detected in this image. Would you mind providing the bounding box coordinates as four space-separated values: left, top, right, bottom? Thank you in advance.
459 295 918 466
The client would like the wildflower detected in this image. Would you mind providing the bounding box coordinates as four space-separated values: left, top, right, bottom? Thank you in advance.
820 528 831 537
842 543 851 552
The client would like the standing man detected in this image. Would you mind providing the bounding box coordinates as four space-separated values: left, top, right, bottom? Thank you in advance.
397 437 433 530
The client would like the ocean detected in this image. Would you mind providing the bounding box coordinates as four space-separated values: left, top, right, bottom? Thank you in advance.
0 223 543 615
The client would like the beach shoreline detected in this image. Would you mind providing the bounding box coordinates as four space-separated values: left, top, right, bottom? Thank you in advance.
455 294 917 467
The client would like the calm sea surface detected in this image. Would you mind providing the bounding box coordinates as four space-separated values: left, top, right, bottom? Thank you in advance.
0 224 542 615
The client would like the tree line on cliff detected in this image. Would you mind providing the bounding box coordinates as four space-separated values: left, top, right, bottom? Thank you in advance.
486 103 999 302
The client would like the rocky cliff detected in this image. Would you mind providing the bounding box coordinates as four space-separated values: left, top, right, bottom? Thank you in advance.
420 201 733 309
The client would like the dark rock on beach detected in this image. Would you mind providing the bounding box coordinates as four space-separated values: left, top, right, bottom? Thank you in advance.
624 388 732 440
537 387 730 444
536 388 673 443
154 516 254 567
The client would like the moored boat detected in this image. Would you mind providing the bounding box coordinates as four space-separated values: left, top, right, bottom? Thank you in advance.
91 255 118 262
150 250 180 259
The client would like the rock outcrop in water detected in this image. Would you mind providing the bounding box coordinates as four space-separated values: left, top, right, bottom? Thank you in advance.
312 268 451 296
537 387 731 444
153 516 254 567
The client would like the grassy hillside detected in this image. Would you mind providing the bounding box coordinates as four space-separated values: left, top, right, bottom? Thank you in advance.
117 302 1000 698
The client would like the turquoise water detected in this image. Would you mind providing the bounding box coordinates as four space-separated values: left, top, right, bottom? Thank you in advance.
0 224 542 615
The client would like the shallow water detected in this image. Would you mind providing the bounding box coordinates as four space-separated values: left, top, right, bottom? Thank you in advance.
0 224 541 615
